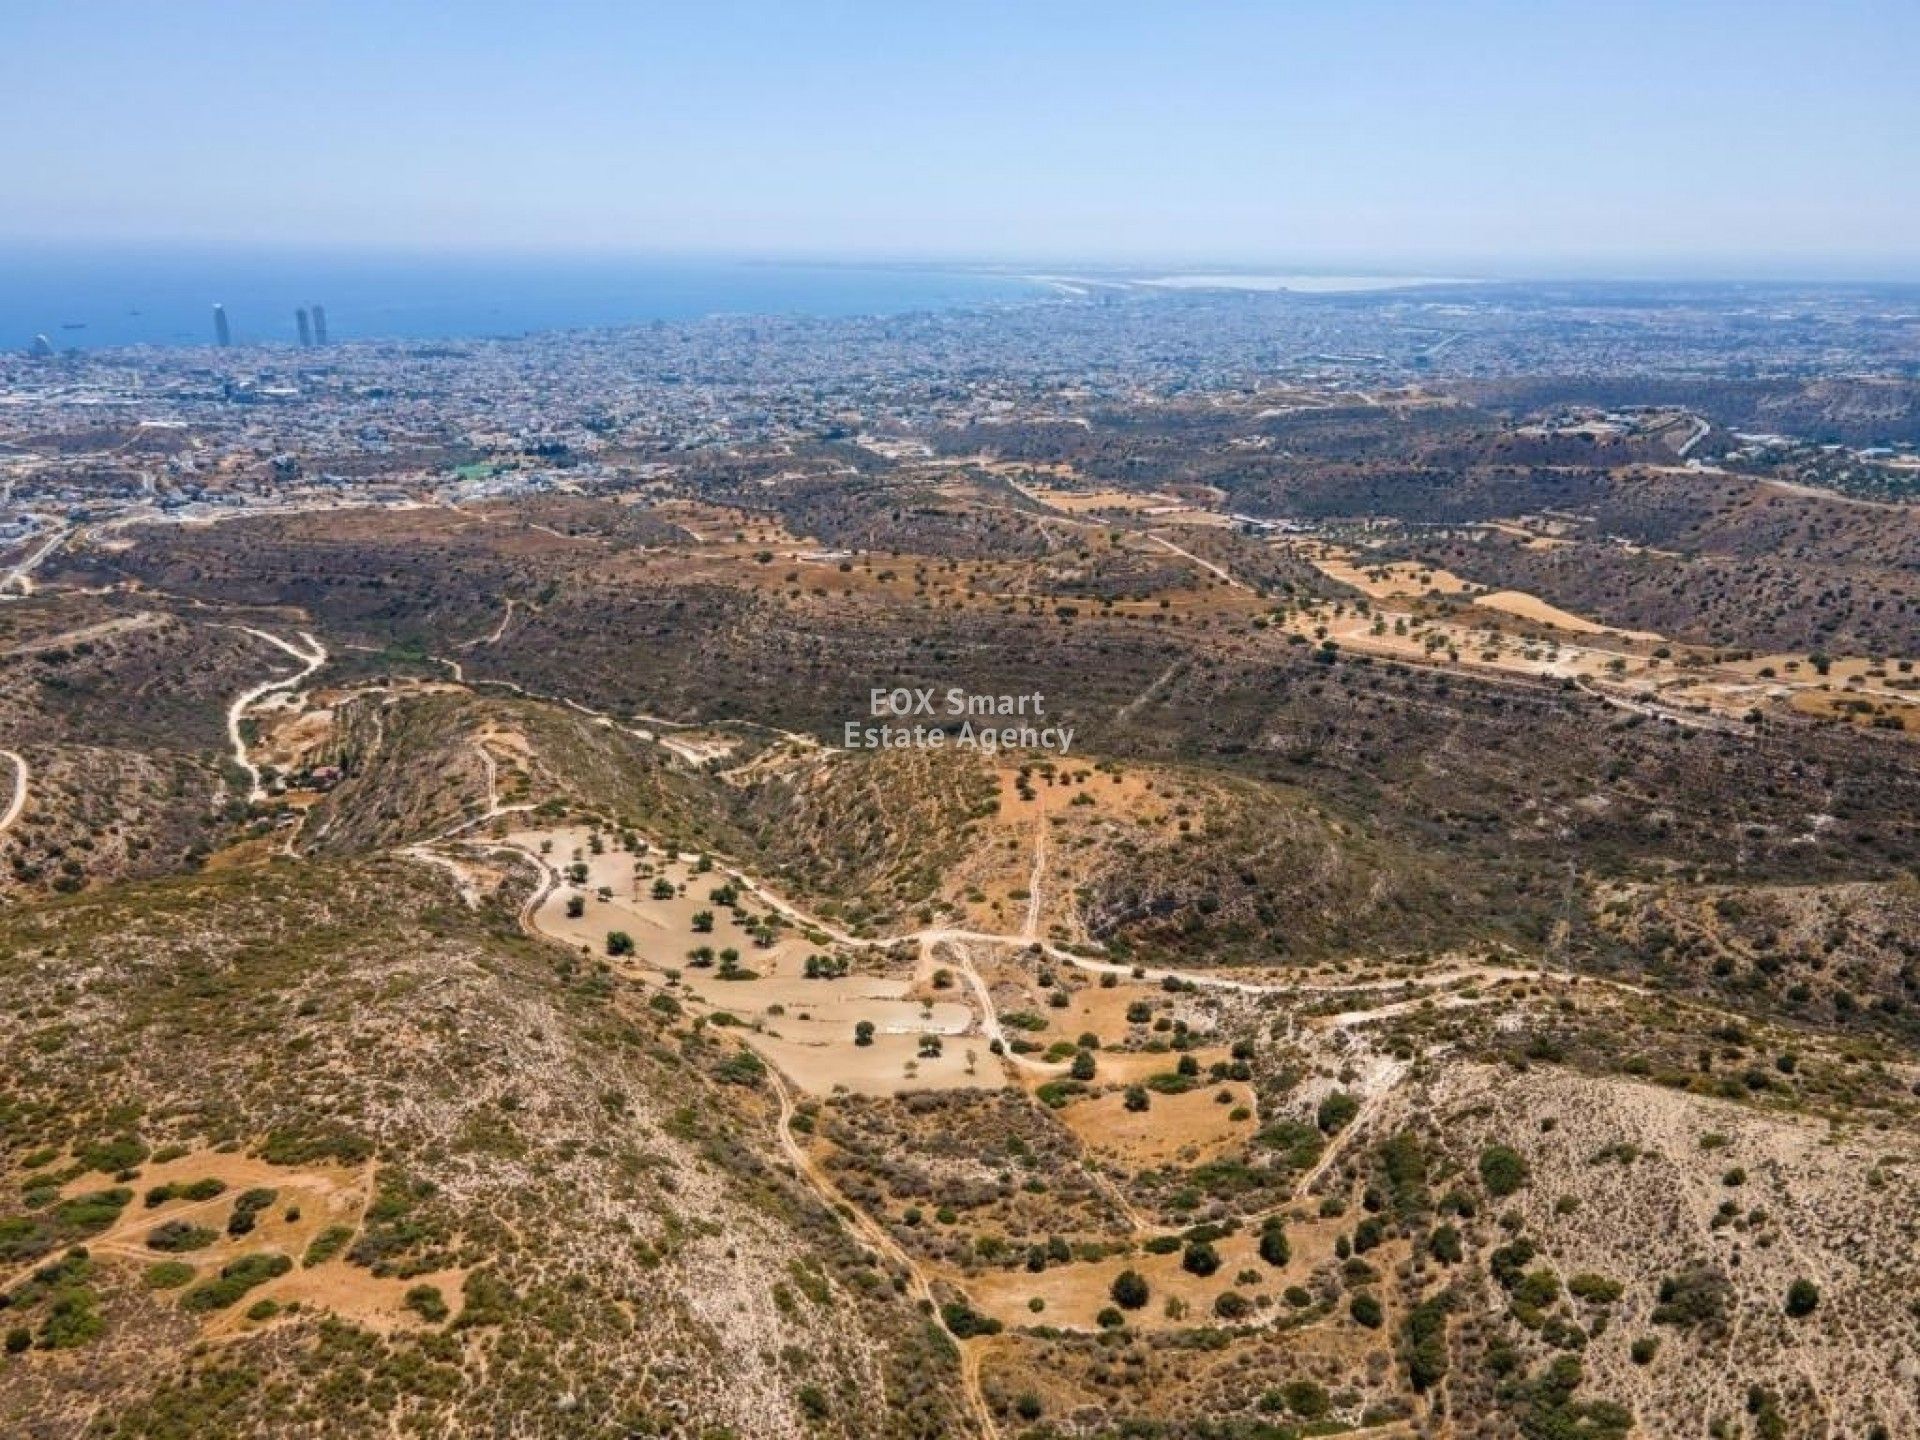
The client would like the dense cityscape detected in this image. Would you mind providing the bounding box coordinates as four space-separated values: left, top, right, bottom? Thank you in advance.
7 280 1919 563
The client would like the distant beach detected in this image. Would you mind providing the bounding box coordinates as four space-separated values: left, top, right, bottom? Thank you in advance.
1135 273 1480 293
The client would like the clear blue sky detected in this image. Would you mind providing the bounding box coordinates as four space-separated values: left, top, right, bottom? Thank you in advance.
3 0 1916 277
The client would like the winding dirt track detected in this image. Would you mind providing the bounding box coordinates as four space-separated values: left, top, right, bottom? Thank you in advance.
424 806 1003 1435
767 1068 1000 1438
223 628 329 802
0 748 27 838
371 670 1722 1439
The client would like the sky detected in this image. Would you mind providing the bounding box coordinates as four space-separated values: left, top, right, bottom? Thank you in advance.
2 0 1917 278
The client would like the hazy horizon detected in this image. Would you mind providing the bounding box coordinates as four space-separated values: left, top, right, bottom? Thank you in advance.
6 239 1920 289
4 1 1916 281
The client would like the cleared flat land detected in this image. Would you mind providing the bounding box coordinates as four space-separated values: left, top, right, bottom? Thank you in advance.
513 826 983 1095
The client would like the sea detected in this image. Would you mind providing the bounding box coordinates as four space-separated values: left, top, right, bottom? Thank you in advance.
0 249 1050 351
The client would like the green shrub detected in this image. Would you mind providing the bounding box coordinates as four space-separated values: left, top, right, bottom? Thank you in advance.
303 1225 355 1268
4 1248 91 1310
1111 1269 1149 1309
38 1287 103 1349
350 1170 449 1276
453 1268 514 1329
180 1253 293 1312
1478 1144 1530 1197
1379 1131 1431 1220
259 1127 373 1167
1498 1354 1631 1440
57 1188 131 1226
143 1261 196 1290
405 1283 450 1323
1568 1272 1625 1304
77 1135 148 1175
1213 1290 1252 1321
0 1194 127 1265
1403 1292 1453 1391
1182 1239 1220 1277
225 1188 277 1237
939 1301 1001 1338
1652 1266 1729 1328
1258 1223 1291 1268
1317 1091 1360 1134
144 1177 228 1209
145 1220 218 1252
1034 1080 1087 1108
1491 1238 1536 1290
1255 1119 1322 1169
1515 1268 1560 1308
1280 1379 1329 1418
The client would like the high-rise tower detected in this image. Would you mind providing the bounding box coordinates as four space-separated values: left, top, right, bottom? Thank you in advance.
213 304 232 347
311 305 328 345
296 308 313 346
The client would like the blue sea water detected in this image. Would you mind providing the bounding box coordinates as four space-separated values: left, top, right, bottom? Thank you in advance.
0 249 1047 351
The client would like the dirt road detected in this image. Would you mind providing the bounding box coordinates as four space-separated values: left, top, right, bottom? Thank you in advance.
773 1066 1002 1437
1021 804 1047 940
0 525 72 597
0 749 27 838
1147 531 1247 590
224 627 329 802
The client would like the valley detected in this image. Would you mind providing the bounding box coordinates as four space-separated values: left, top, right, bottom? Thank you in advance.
3 279 1919 1440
